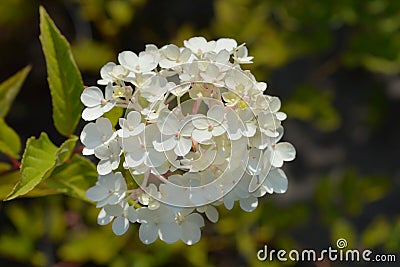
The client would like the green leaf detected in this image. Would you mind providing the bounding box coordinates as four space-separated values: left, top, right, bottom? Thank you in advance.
39 6 83 137
5 132 57 200
103 107 124 128
0 118 21 158
55 135 78 166
46 155 97 201
5 133 78 200
0 163 20 199
0 65 31 118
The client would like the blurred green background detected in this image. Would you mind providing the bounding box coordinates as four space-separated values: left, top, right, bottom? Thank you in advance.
0 0 399 266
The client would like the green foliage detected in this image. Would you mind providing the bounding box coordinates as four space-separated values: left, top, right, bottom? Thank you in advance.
283 85 341 131
72 39 115 72
0 65 30 118
39 6 83 137
46 154 97 200
5 133 78 200
0 163 19 199
104 106 124 128
6 132 58 200
0 119 21 159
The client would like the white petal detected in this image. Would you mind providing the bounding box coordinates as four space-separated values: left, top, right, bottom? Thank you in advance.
80 123 102 149
158 112 179 135
185 213 205 227
154 134 176 152
204 206 219 223
215 38 237 52
139 52 158 72
164 44 180 60
192 116 209 129
207 105 224 123
145 149 165 167
118 51 139 71
247 148 262 175
97 208 113 225
81 87 103 107
82 106 104 121
96 117 114 136
125 152 145 167
127 111 142 127
192 129 212 143
112 217 129 235
275 142 296 161
97 159 112 175
223 195 235 210
174 137 192 157
268 148 284 168
181 221 201 245
211 125 225 136
239 196 258 212
86 185 108 202
94 145 111 160
265 168 288 193
159 222 182 244
139 223 158 244
104 204 123 216
127 206 138 222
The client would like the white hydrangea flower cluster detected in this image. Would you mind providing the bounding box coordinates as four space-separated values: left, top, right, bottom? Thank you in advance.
80 37 296 245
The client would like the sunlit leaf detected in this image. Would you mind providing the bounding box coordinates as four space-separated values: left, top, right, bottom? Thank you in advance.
5 133 77 200
5 132 57 200
55 135 78 166
0 163 19 199
0 65 31 118
103 107 124 128
361 216 390 248
0 118 21 158
46 155 97 201
39 6 83 137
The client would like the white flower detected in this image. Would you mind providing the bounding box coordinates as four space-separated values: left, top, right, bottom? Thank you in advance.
153 110 193 156
225 68 253 95
98 202 138 235
199 63 225 86
215 38 237 53
81 83 116 121
192 105 226 143
138 184 161 210
139 76 172 103
118 111 145 138
257 111 281 137
180 146 217 172
184 37 216 56
159 44 192 69
233 44 253 64
118 50 158 73
86 172 127 208
266 142 296 168
176 210 205 245
252 168 288 197
179 62 200 82
137 204 181 244
196 204 219 223
98 62 132 85
94 139 122 175
123 124 166 168
80 36 296 245
80 117 116 155
222 173 258 212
